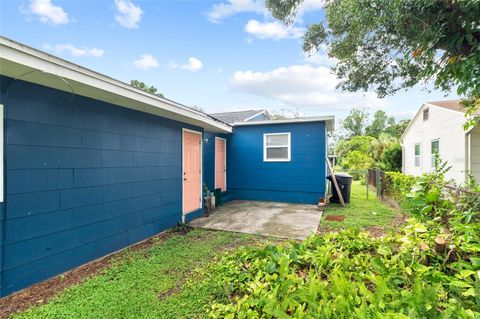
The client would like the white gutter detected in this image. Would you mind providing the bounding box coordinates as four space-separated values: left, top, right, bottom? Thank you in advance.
233 116 335 132
0 36 232 133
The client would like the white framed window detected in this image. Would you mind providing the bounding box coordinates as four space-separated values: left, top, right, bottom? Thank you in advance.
431 139 440 166
263 132 291 162
414 143 421 167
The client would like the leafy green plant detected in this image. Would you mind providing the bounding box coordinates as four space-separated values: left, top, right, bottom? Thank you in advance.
208 223 479 318
384 171 417 201
402 156 454 223
208 158 480 318
379 143 402 172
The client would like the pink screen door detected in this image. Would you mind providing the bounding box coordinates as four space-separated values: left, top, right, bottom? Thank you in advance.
183 130 201 214
215 138 226 191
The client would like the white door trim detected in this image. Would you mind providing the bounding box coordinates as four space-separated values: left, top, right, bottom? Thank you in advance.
182 128 203 223
214 137 227 192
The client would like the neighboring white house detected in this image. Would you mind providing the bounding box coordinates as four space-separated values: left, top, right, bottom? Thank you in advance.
401 100 480 185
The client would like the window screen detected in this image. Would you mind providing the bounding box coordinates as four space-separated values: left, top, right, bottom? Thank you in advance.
264 133 290 161
414 143 421 167
431 140 440 166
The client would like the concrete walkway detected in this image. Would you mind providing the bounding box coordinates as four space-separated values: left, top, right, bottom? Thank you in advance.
188 200 322 240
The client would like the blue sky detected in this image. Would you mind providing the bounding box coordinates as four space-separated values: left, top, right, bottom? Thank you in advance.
0 0 458 121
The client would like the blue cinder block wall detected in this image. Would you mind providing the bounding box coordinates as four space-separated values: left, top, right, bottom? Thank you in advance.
227 122 327 204
0 76 203 296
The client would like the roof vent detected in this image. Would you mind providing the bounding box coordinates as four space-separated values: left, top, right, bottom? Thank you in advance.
423 108 429 121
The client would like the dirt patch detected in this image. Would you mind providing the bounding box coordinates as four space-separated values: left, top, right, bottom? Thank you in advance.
158 277 187 300
316 225 344 235
324 215 345 222
0 230 177 319
364 213 409 237
318 212 409 238
363 226 387 238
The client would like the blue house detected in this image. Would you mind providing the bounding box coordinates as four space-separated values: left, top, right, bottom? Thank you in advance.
0 37 334 297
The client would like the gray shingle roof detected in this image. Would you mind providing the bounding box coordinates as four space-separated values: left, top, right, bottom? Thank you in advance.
209 109 266 124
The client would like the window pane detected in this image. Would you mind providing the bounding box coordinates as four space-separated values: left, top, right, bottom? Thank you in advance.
431 140 439 154
415 157 420 167
266 147 288 159
266 134 288 146
415 144 420 156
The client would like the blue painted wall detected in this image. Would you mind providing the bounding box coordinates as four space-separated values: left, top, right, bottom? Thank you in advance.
227 122 327 204
203 132 228 193
0 76 203 296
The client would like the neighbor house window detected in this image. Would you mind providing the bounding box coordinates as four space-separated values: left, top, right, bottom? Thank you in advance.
264 133 291 162
423 108 429 121
414 143 421 167
431 139 440 166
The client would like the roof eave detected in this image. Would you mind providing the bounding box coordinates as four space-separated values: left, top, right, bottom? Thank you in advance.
232 116 335 132
0 36 232 133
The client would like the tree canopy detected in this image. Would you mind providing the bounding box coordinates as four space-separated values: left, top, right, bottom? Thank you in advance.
130 80 164 98
340 107 369 137
266 0 480 126
365 110 395 138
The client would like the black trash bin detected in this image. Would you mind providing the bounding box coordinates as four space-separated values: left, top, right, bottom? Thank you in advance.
214 188 223 206
327 173 353 204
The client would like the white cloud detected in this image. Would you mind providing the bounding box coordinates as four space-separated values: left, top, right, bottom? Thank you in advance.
133 54 159 69
114 0 143 29
182 57 203 71
170 57 204 72
303 46 338 66
230 64 386 111
245 19 304 39
207 0 264 23
296 0 324 19
27 0 69 25
206 0 324 23
43 44 104 57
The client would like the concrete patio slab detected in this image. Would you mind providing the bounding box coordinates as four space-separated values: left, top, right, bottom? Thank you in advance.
188 200 322 240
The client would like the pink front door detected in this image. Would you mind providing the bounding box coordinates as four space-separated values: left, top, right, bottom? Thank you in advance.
215 138 226 191
183 130 202 214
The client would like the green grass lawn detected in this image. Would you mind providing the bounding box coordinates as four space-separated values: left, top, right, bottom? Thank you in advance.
319 181 404 232
13 228 267 319
10 182 403 319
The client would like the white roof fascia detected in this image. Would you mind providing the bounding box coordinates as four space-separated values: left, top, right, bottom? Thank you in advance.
0 36 232 133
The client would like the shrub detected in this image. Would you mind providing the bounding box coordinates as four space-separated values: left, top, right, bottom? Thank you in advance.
384 171 417 201
379 143 402 172
341 150 373 180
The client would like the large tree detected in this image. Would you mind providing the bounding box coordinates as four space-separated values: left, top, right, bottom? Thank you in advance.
266 0 480 127
365 110 395 138
340 107 369 137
